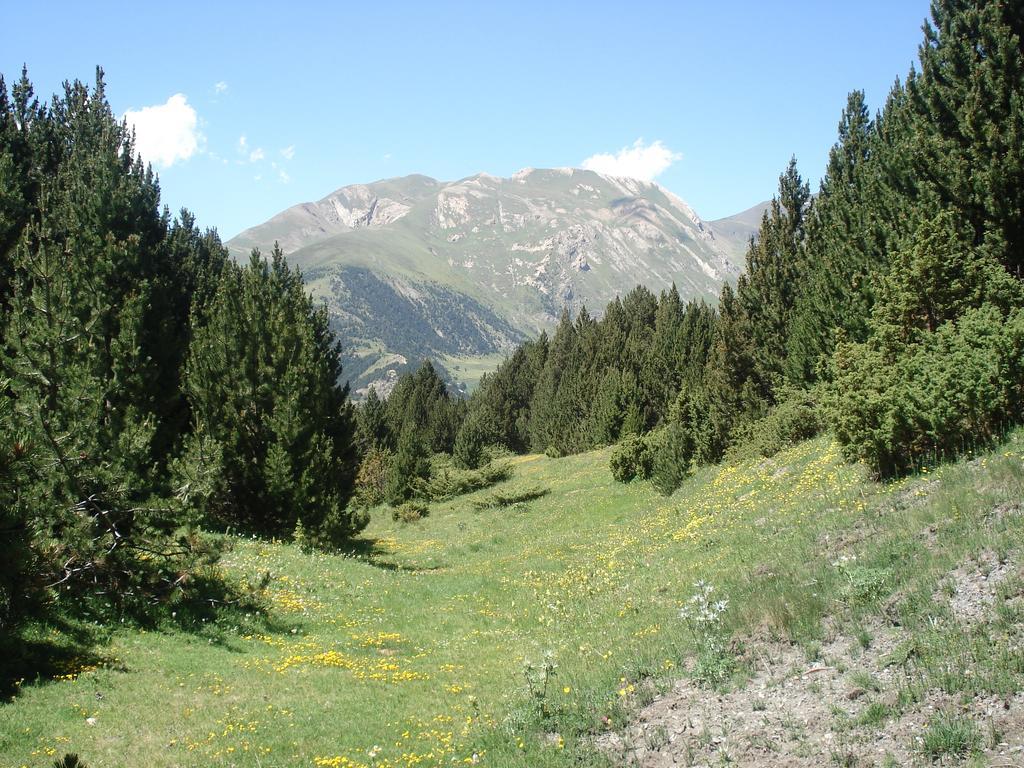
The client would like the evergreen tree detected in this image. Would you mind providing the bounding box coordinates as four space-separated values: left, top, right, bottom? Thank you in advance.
1 70 212 612
786 91 882 383
469 334 547 452
738 157 811 388
909 0 1024 277
528 308 577 453
386 426 430 504
453 410 488 469
703 285 763 460
385 360 463 454
354 387 389 453
179 247 361 541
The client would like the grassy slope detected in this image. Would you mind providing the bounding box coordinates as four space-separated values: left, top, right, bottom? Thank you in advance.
2 433 1022 768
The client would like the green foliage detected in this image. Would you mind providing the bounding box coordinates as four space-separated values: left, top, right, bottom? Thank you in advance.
177 247 362 543
391 501 429 524
786 90 886 382
354 446 393 509
471 486 550 510
453 411 488 469
609 434 654 483
649 422 694 496
386 428 431 505
827 304 1024 476
738 157 811 387
414 460 511 502
0 70 228 626
354 387 388 453
0 382 36 632
727 388 823 461
468 335 547 453
919 712 982 760
385 360 464 455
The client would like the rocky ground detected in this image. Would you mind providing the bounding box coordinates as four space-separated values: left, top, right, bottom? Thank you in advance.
598 549 1024 767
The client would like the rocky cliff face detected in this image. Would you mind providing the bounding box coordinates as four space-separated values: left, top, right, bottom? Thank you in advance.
229 169 757 393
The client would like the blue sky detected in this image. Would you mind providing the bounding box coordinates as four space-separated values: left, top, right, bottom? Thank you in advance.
2 1 930 240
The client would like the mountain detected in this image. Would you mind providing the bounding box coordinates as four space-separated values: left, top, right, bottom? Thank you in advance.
228 169 757 395
710 201 770 261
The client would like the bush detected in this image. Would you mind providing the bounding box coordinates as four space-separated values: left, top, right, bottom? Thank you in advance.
415 461 512 501
472 486 550 510
726 387 822 462
392 501 429 523
827 305 1024 476
610 434 653 483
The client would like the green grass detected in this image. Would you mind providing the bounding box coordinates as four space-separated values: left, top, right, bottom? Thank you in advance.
919 711 982 759
439 353 509 392
2 432 1022 768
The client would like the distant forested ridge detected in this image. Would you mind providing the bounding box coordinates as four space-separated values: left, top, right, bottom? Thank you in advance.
0 69 364 643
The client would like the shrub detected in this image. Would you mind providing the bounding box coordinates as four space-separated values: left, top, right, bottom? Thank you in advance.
472 486 550 510
610 434 653 483
827 305 1024 476
727 387 823 462
392 501 429 523
415 461 512 501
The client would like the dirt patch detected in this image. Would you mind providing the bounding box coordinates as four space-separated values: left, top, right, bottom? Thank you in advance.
941 549 1015 625
598 553 1024 767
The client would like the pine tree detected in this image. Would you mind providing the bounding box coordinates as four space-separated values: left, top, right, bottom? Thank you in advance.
703 285 763 460
0 70 209 609
355 387 390 452
386 426 430 504
453 410 488 469
385 360 462 455
786 91 882 383
528 308 577 452
738 157 810 388
179 246 361 541
909 0 1024 277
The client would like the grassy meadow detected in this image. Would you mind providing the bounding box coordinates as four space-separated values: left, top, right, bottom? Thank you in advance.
2 432 1023 768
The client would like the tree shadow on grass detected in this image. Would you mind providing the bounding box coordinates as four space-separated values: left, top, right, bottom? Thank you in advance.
0 613 114 699
339 536 448 573
0 563 275 700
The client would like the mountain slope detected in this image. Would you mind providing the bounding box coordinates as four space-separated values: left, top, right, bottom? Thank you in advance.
710 200 770 261
229 169 753 393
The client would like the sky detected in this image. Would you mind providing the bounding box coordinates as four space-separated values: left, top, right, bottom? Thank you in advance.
2 1 932 240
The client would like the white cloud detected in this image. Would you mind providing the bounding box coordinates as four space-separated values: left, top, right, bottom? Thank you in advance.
581 138 681 181
249 147 265 162
214 81 228 94
278 168 290 184
280 145 295 160
124 94 201 168
238 134 248 152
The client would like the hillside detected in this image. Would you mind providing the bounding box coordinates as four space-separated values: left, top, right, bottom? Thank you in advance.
228 170 753 393
710 200 770 260
4 431 1021 767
